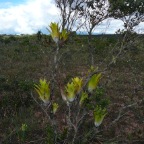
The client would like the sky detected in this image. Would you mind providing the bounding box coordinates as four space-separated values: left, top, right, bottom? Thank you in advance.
0 0 144 35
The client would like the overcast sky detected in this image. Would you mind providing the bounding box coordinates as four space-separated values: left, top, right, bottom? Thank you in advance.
0 0 144 35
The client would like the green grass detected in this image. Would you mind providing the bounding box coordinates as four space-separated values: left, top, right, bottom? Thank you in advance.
0 34 144 143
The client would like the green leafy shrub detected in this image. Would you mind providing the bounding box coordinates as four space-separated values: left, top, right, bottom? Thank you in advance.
34 71 109 143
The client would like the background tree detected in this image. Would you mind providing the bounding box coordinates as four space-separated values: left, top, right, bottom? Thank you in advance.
78 0 110 65
55 0 86 31
79 0 109 35
109 0 144 32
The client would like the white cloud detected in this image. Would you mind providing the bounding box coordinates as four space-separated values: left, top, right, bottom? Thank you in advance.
0 0 59 34
79 18 124 34
134 22 144 34
0 0 144 34
84 18 144 34
95 18 124 34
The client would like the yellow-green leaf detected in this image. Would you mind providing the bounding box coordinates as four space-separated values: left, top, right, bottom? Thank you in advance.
94 106 107 127
34 79 50 104
65 82 76 102
79 92 88 106
52 103 59 114
88 73 102 93
72 77 83 93
48 22 60 43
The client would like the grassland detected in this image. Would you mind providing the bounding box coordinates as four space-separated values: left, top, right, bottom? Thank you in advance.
0 33 144 143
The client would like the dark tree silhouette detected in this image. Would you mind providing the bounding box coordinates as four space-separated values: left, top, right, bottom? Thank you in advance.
78 0 110 65
55 0 86 31
109 0 144 32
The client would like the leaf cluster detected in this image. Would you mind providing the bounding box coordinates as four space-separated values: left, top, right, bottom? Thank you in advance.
109 0 144 18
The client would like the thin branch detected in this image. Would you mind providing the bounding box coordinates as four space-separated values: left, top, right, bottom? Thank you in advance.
30 92 51 122
1 129 17 143
111 99 144 125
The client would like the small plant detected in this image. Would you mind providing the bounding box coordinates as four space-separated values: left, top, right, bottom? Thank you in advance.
17 123 28 142
52 102 59 114
37 30 42 41
34 71 108 143
60 77 83 103
48 22 60 44
79 92 88 106
32 22 110 143
94 105 107 127
60 29 69 42
48 22 69 44
65 81 77 102
88 73 102 93
34 79 50 105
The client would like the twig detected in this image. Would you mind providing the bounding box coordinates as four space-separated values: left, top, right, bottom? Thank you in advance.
27 137 46 143
77 31 130 97
30 92 51 122
111 99 143 125
1 129 17 143
89 99 144 138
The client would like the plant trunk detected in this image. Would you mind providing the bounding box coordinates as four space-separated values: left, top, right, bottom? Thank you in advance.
88 30 94 66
